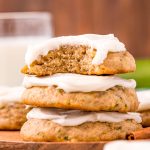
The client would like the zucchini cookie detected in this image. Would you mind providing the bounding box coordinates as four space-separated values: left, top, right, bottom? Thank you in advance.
21 108 142 142
22 74 138 112
0 87 30 130
137 90 150 127
21 34 135 76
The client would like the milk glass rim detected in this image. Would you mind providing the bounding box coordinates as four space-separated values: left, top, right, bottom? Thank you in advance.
0 12 52 20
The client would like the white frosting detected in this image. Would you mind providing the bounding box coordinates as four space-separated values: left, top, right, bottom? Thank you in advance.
0 86 25 103
104 141 150 150
27 108 142 126
137 90 150 112
23 73 136 93
25 34 126 66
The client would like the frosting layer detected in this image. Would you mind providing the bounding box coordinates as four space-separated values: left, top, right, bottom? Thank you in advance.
0 86 25 103
25 34 126 66
137 90 150 112
23 73 136 93
27 108 142 126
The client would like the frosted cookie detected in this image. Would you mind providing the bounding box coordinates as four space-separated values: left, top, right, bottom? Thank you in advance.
22 74 138 112
137 90 150 127
0 87 30 130
21 34 135 76
20 108 142 142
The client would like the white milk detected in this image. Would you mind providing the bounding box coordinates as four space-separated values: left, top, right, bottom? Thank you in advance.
0 37 49 86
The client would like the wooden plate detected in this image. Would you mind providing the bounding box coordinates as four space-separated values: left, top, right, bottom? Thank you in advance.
0 131 106 150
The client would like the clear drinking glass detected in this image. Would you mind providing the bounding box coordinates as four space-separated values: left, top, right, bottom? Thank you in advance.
0 12 53 86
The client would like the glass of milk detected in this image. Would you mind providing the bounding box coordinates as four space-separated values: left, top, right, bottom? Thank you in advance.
0 12 53 86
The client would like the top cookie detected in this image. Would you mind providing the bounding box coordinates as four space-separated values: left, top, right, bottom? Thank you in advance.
21 34 136 76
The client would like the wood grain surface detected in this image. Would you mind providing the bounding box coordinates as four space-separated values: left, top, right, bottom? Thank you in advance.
0 0 149 58
0 131 106 150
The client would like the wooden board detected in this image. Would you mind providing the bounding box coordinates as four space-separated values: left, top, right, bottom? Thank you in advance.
0 131 106 150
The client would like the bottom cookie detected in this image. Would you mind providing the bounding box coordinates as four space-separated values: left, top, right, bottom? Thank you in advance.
21 119 142 142
0 102 30 130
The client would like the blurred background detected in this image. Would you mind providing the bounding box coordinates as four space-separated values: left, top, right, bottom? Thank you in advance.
0 0 149 88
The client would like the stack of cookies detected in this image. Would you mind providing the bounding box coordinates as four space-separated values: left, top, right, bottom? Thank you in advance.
20 34 142 142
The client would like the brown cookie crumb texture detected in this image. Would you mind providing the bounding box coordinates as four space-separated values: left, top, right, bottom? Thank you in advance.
21 45 136 76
